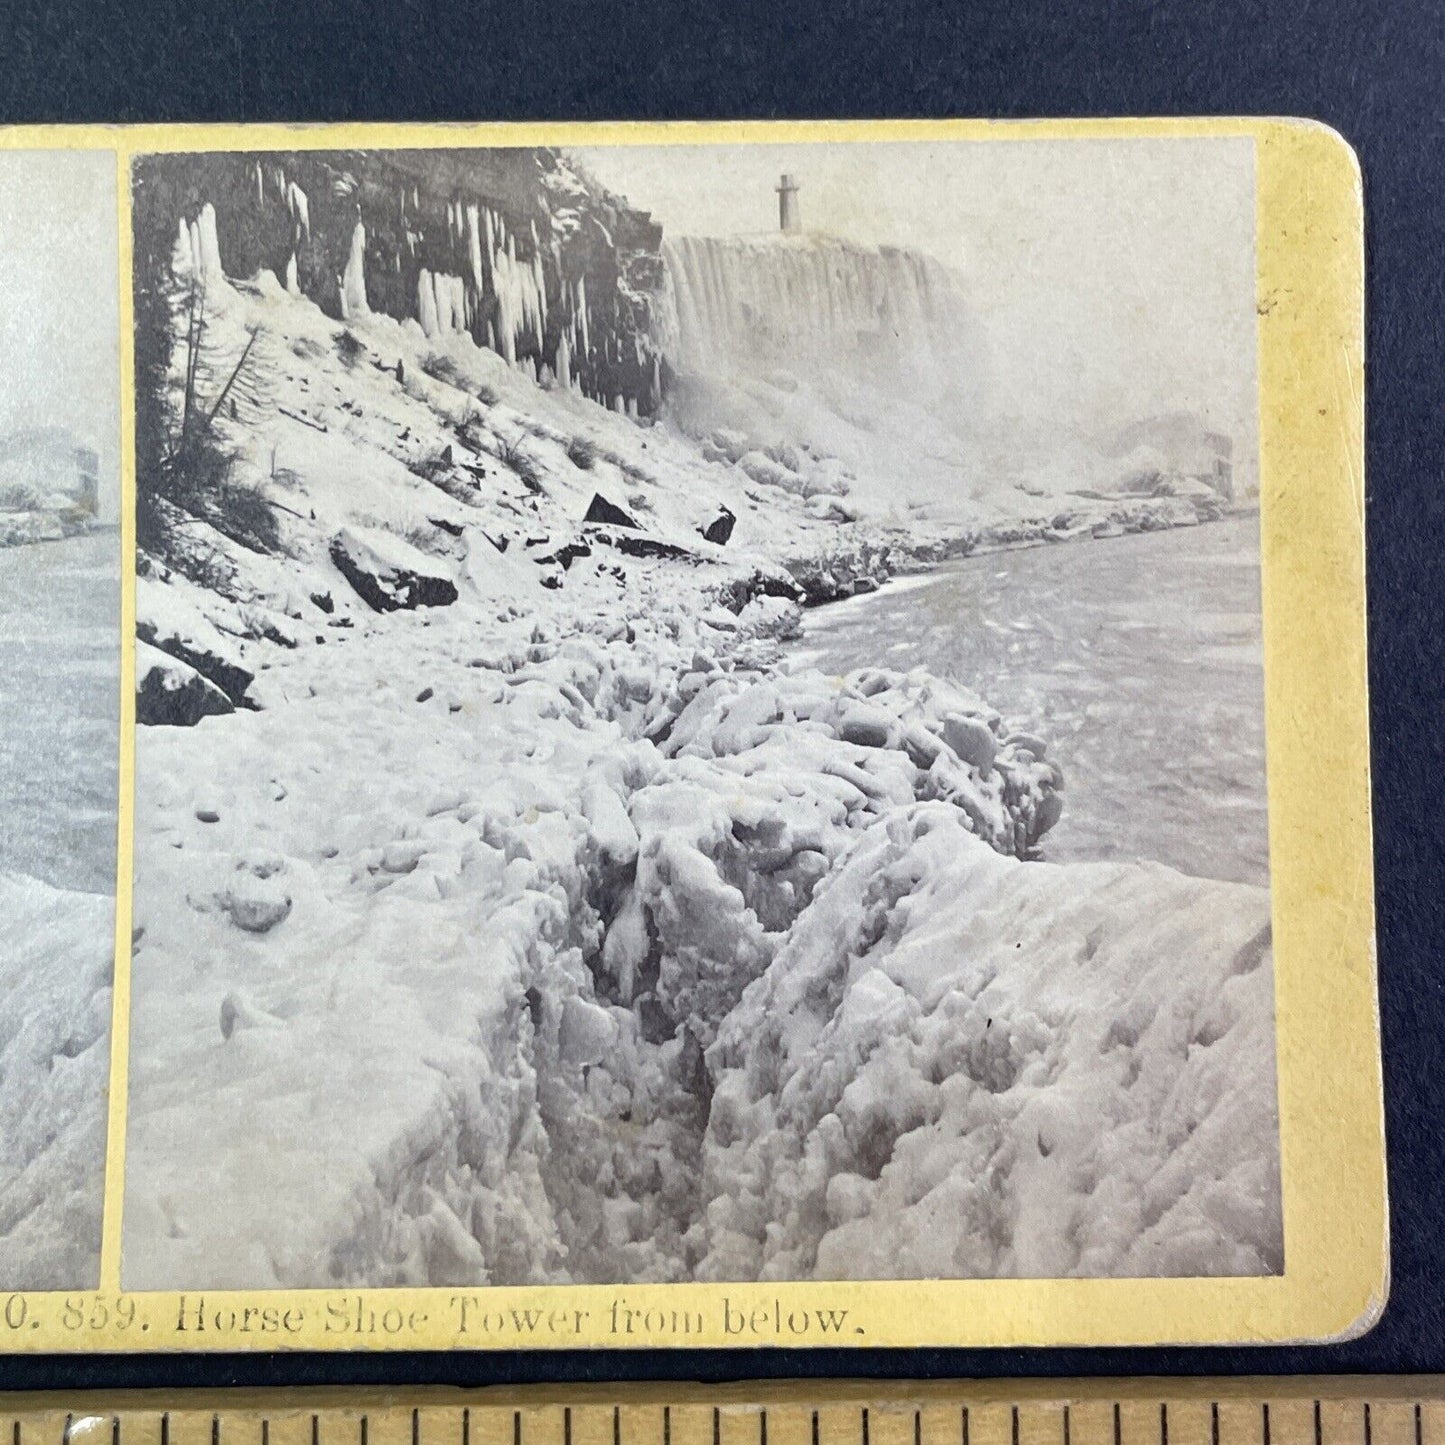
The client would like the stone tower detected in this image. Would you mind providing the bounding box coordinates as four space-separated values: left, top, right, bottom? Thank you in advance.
776 173 801 234
74 447 100 516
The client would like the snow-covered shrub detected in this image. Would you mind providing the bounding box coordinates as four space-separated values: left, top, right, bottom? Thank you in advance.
334 328 367 366
420 351 468 390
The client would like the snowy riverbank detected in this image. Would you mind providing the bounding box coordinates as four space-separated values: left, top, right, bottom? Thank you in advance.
122 214 1279 1286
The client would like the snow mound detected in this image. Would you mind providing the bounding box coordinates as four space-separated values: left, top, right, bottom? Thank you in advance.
700 803 1280 1280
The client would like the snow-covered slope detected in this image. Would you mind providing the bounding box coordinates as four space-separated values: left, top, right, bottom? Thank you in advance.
122 165 1278 1287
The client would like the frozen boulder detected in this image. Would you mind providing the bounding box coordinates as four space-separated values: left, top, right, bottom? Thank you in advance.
700 507 736 546
558 996 621 1070
219 878 293 934
219 991 284 1039
330 526 458 612
135 640 233 727
136 576 254 705
735 594 802 642
1033 789 1064 839
737 451 802 493
942 714 997 771
1005 730 1049 760
583 493 639 529
381 840 428 875
417 1192 487 1283
837 703 896 750
709 427 750 462
581 781 639 866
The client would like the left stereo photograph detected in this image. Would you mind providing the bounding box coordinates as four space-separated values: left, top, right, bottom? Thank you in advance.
0 148 121 1290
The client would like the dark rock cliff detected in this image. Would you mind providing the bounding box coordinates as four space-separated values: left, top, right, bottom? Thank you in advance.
131 148 666 416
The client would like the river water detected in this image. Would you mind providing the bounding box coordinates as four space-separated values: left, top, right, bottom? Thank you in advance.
0 531 120 896
797 514 1268 886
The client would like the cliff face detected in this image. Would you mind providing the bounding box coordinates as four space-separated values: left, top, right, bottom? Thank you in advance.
131 149 666 416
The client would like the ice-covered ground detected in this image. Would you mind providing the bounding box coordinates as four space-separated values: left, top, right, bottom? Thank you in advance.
122 244 1280 1287
702 807 1277 1280
0 875 113 1288
0 533 118 1289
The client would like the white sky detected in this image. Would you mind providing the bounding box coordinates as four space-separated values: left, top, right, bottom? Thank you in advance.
0 150 120 509
570 138 1257 458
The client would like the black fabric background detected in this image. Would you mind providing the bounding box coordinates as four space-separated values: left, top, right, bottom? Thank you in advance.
1 0 1441 1389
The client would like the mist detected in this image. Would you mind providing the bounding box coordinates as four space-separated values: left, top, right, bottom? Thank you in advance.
571 137 1258 489
0 150 121 519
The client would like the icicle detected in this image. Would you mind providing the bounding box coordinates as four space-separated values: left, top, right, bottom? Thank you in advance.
465 203 484 289
286 182 310 242
173 217 195 280
445 273 467 332
417 268 440 336
341 220 369 317
533 253 547 329
190 203 224 284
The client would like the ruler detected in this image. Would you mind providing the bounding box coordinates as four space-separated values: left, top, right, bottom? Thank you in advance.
2 1381 1439 1445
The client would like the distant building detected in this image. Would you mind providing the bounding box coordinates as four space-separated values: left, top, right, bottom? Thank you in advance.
1107 414 1242 502
776 173 801 234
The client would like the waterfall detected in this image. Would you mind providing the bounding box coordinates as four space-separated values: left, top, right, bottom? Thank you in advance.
660 233 974 398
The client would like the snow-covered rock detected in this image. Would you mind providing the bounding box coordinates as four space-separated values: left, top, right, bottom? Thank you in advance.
219 877 293 934
136 574 254 705
330 527 459 612
943 713 997 771
135 639 234 727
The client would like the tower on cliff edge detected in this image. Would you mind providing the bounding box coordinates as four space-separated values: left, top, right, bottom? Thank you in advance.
776 173 801 233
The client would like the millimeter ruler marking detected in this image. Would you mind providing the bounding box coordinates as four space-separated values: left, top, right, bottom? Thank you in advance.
7 1383 1445 1445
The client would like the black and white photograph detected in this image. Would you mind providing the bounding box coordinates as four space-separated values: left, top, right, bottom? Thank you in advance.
0 148 121 1289
121 138 1280 1291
